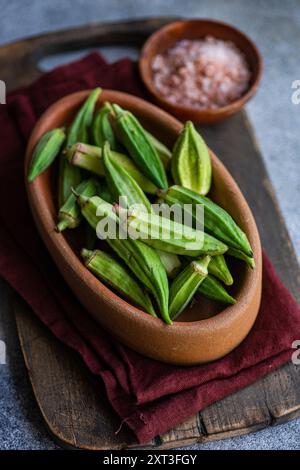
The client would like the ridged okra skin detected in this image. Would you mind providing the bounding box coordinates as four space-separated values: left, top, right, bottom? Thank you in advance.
81 248 156 316
57 154 82 207
66 87 101 146
125 208 228 256
171 121 212 196
111 104 168 190
227 247 255 268
58 88 102 205
76 194 171 324
56 178 100 232
66 142 157 194
102 141 152 212
28 128 65 182
162 185 253 257
92 102 118 150
208 254 233 286
144 130 172 169
198 275 236 304
169 256 211 320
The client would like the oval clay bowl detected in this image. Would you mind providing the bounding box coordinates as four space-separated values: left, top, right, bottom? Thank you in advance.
25 90 262 366
139 19 263 123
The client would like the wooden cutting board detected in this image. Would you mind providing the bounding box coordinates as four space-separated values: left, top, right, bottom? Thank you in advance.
2 17 300 450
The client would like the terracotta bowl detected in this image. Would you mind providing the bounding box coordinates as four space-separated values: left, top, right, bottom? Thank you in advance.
25 90 262 365
139 19 263 123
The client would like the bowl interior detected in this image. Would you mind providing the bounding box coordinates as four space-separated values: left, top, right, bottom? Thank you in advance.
140 20 262 115
26 90 259 324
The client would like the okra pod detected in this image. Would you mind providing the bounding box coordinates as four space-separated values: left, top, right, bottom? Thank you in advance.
57 153 82 207
76 194 171 324
103 141 152 212
66 143 105 176
92 102 118 150
56 178 100 232
27 128 65 182
81 248 156 316
169 256 210 320
110 104 168 189
171 121 212 195
66 143 157 194
161 185 253 256
66 87 101 146
208 255 233 286
144 130 172 169
124 208 228 256
227 247 255 268
198 275 236 304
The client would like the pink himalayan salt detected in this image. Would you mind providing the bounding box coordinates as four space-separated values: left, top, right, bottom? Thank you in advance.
151 36 251 109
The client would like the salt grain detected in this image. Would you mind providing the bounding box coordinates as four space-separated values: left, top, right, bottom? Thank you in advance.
151 36 251 109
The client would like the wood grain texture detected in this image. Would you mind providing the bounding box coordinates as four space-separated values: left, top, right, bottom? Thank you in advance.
4 18 300 449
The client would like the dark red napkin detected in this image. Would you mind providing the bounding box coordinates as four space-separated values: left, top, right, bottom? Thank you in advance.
0 53 299 444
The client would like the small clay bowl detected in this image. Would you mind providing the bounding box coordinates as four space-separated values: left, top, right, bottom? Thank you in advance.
25 90 262 365
139 19 263 123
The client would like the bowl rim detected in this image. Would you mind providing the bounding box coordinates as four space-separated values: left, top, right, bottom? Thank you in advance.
25 89 262 332
139 18 263 116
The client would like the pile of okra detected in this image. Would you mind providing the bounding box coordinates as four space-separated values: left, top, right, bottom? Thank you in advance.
28 88 254 325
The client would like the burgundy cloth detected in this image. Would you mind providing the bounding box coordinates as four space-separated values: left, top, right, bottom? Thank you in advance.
0 53 299 444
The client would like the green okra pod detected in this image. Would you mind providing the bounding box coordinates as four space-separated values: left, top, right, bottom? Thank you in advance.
76 194 171 324
169 256 211 320
81 248 156 316
171 121 212 195
208 254 233 286
27 128 65 182
56 178 100 232
103 141 152 212
66 143 157 194
124 208 228 256
66 143 105 176
57 153 82 207
66 87 101 146
198 275 236 304
92 102 118 150
227 247 255 268
115 238 170 324
144 130 172 169
110 104 168 189
161 185 253 257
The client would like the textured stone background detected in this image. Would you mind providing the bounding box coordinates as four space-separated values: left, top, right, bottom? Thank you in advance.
0 0 299 450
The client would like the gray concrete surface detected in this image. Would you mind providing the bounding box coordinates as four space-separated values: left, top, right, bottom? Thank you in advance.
0 0 299 450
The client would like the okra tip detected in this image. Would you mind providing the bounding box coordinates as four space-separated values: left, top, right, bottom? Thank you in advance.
55 219 70 232
81 248 93 263
111 103 124 118
90 87 102 99
27 170 36 183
